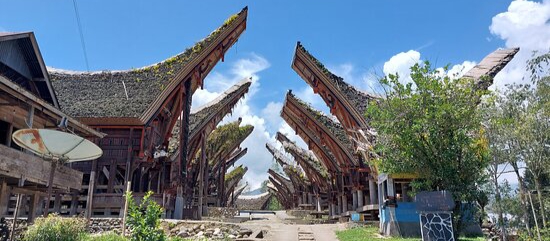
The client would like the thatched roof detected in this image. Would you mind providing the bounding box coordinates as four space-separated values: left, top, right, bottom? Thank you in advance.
189 78 251 137
287 91 353 154
462 47 520 91
276 133 329 179
268 169 295 194
168 79 252 155
49 7 247 120
207 121 254 165
284 165 311 188
295 42 377 114
265 143 292 167
235 192 271 210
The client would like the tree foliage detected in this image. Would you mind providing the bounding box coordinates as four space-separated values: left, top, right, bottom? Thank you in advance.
366 62 489 202
125 191 166 241
480 51 550 239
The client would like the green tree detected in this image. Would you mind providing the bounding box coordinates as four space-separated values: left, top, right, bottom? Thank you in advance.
367 62 490 234
125 191 166 241
478 51 550 240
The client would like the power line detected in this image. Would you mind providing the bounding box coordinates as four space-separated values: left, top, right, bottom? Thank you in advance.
72 0 90 72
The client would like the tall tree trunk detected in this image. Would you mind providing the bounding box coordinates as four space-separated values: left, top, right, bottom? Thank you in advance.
534 177 547 228
510 161 532 236
527 188 542 241
493 162 507 241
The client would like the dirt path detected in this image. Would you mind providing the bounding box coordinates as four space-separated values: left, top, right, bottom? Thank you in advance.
238 211 345 241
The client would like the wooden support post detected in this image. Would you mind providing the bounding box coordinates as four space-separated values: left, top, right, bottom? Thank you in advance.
11 178 24 241
357 190 364 207
198 133 206 220
107 160 116 193
69 192 78 216
352 191 358 210
316 195 321 212
203 161 209 206
337 195 342 215
43 160 57 216
174 186 183 219
342 194 348 213
86 170 96 219
369 179 377 205
0 180 10 215
124 129 134 192
28 192 40 222
5 123 13 147
122 181 131 237
53 193 61 213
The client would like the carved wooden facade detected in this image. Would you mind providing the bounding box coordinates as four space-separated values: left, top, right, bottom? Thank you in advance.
48 8 248 217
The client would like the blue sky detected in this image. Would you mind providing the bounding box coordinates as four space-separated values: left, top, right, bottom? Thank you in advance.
1 0 548 189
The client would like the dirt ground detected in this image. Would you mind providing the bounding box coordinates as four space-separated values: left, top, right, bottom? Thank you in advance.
238 211 346 241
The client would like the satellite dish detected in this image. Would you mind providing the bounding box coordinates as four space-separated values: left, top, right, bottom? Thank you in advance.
12 128 103 217
12 129 102 162
12 129 103 216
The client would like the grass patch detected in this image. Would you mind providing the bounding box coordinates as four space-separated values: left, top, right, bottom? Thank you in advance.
336 226 485 241
82 232 128 241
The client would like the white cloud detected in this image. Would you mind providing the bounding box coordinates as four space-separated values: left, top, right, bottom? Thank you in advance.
487 0 550 185
490 0 550 51
383 50 421 84
489 0 550 88
191 53 272 191
261 101 283 132
447 61 476 78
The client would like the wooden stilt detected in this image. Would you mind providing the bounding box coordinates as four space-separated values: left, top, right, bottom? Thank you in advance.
69 192 78 216
43 160 57 216
122 181 131 237
86 171 96 219
10 178 24 241
198 132 206 220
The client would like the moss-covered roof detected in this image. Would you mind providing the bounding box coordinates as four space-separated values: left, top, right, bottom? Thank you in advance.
189 78 251 137
168 79 252 154
50 8 247 118
288 91 354 155
280 139 329 179
268 168 294 193
207 121 254 165
296 42 377 115
225 164 247 183
265 143 291 167
284 165 311 187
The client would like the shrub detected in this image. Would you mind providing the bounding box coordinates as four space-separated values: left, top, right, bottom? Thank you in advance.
23 214 87 241
125 191 165 241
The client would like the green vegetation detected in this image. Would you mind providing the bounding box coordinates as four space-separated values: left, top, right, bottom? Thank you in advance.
266 195 283 210
336 226 485 241
83 232 128 241
367 62 489 234
125 191 166 241
23 214 87 241
225 165 247 182
481 51 550 240
206 121 254 165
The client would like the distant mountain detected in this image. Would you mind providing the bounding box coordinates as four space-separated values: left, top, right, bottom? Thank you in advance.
242 187 264 195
